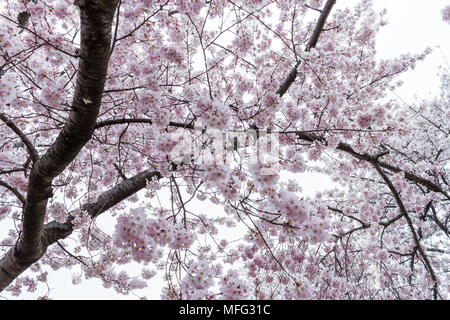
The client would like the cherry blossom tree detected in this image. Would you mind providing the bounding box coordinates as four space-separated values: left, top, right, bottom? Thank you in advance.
0 0 449 299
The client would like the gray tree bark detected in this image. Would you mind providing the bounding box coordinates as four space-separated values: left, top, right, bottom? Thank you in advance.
0 0 119 292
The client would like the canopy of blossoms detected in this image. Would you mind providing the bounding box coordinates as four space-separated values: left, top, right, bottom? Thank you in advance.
0 0 449 300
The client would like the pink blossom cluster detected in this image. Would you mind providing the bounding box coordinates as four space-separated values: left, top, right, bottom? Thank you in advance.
276 191 312 224
1 0 449 301
71 209 90 229
0 73 17 104
442 6 450 24
285 152 307 173
219 175 242 201
136 90 162 115
161 45 184 65
48 202 66 223
232 28 254 55
156 132 179 153
261 92 280 109
249 161 280 190
179 258 216 299
173 0 204 15
82 263 148 295
200 163 231 188
259 185 331 243
219 270 249 299
113 208 195 263
194 97 231 130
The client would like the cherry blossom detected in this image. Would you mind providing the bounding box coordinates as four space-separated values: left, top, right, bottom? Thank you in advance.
0 0 449 300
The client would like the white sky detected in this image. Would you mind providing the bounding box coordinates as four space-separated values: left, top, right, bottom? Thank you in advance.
369 0 450 101
1 0 449 300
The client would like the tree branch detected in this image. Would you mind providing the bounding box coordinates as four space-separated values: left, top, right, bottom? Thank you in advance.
0 0 119 293
276 0 336 97
0 179 26 204
97 117 449 200
336 142 449 198
0 112 39 163
430 204 449 237
293 132 449 199
82 170 161 218
95 118 195 130
372 163 440 300
42 169 161 248
306 0 336 50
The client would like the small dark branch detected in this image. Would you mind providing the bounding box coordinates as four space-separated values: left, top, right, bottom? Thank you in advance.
335 142 449 198
103 85 146 93
296 131 324 143
304 4 322 13
421 201 432 221
276 0 336 97
0 113 39 162
211 42 257 69
55 241 88 266
168 121 195 130
171 175 187 227
374 150 390 161
0 179 26 204
328 206 370 227
430 204 449 236
379 213 403 227
95 118 195 130
0 168 26 175
95 118 154 128
373 163 421 246
426 247 448 254
372 163 440 300
109 0 122 58
113 163 127 180
333 225 369 240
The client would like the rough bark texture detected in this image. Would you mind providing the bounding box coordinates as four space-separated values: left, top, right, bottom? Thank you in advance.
0 0 119 292
82 170 162 218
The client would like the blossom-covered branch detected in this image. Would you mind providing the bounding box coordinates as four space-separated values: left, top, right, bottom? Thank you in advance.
0 0 119 292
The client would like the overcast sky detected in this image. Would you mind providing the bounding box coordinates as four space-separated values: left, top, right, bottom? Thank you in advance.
367 0 450 100
1 0 449 300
